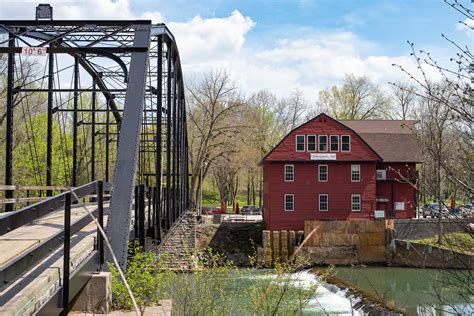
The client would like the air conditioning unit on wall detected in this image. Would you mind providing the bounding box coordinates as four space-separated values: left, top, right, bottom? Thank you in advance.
374 210 385 218
376 169 386 180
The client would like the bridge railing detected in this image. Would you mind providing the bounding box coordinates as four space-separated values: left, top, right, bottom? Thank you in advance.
0 184 111 207
0 181 106 286
0 180 107 315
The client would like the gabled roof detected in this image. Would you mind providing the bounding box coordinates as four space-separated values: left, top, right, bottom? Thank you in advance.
261 113 382 162
340 120 422 163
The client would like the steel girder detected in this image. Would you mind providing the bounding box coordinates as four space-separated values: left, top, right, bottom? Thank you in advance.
0 19 190 271
107 24 151 268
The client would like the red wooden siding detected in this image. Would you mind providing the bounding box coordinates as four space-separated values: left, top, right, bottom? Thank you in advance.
262 114 419 230
263 162 377 231
376 162 417 219
264 115 380 162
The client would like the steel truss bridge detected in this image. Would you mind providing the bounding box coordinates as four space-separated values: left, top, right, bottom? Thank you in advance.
0 19 189 314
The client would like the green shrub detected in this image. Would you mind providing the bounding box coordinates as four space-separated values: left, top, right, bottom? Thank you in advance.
110 246 325 314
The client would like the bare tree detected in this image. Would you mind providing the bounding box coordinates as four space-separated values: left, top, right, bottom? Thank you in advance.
186 70 246 207
391 1 473 196
317 74 392 120
391 3 472 313
390 82 417 120
286 89 307 130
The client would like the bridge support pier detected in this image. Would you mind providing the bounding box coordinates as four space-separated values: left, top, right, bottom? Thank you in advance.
71 271 112 314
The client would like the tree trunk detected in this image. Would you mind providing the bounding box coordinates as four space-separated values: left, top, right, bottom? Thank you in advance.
437 146 443 245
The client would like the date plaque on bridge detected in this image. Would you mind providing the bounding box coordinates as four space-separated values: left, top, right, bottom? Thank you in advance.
21 47 47 56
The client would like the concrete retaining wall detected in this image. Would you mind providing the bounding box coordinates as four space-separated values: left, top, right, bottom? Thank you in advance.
390 239 473 269
394 219 471 240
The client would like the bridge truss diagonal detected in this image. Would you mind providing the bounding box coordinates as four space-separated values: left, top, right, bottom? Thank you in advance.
0 20 190 272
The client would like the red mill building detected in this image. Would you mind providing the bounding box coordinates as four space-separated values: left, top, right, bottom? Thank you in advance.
262 113 421 231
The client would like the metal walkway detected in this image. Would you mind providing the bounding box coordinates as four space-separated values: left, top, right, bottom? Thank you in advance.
0 17 190 314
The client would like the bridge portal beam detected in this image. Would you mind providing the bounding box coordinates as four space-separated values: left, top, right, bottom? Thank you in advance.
107 24 151 270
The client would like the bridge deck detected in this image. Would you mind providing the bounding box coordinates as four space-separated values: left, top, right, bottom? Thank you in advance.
0 204 100 269
0 204 101 315
0 199 154 315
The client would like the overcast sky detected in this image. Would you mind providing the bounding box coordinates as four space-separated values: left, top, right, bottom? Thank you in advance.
0 0 471 99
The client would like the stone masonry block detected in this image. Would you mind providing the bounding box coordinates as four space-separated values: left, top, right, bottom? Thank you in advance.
71 271 112 313
280 231 288 262
288 230 296 256
272 231 281 263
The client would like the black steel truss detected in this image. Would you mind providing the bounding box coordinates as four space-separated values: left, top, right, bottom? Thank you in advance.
0 20 189 270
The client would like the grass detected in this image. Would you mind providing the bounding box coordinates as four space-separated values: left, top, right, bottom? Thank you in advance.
412 232 474 255
201 189 262 210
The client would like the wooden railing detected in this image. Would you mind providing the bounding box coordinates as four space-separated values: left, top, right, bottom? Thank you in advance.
0 185 110 205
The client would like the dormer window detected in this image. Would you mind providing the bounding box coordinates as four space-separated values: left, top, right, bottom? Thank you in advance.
296 135 305 152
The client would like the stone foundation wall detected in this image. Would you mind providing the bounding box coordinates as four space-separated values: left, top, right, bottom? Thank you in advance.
260 220 393 266
259 230 304 267
196 222 263 267
300 220 391 265
156 210 196 269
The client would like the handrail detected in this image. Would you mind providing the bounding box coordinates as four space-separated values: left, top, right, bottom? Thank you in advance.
0 181 106 299
0 181 104 236
0 185 72 191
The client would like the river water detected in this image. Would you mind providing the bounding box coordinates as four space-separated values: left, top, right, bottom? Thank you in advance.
332 266 473 316
224 267 472 315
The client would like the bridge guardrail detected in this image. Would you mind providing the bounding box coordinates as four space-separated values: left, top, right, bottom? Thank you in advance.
0 181 110 236
0 181 106 292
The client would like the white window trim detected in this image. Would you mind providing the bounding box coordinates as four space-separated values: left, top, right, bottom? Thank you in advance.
330 135 339 152
351 194 361 212
284 194 294 212
341 135 351 152
318 135 328 152
319 194 328 212
318 164 328 182
296 135 305 152
284 164 294 182
307 135 317 152
351 164 361 182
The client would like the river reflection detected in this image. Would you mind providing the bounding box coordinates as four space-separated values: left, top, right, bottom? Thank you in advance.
333 266 473 316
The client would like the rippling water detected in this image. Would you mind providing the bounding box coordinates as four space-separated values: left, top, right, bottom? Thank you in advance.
333 266 473 316
226 269 360 315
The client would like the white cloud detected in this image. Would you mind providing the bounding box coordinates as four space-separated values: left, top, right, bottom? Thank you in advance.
456 18 474 38
168 10 255 68
0 0 438 101
165 12 433 100
0 0 164 22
